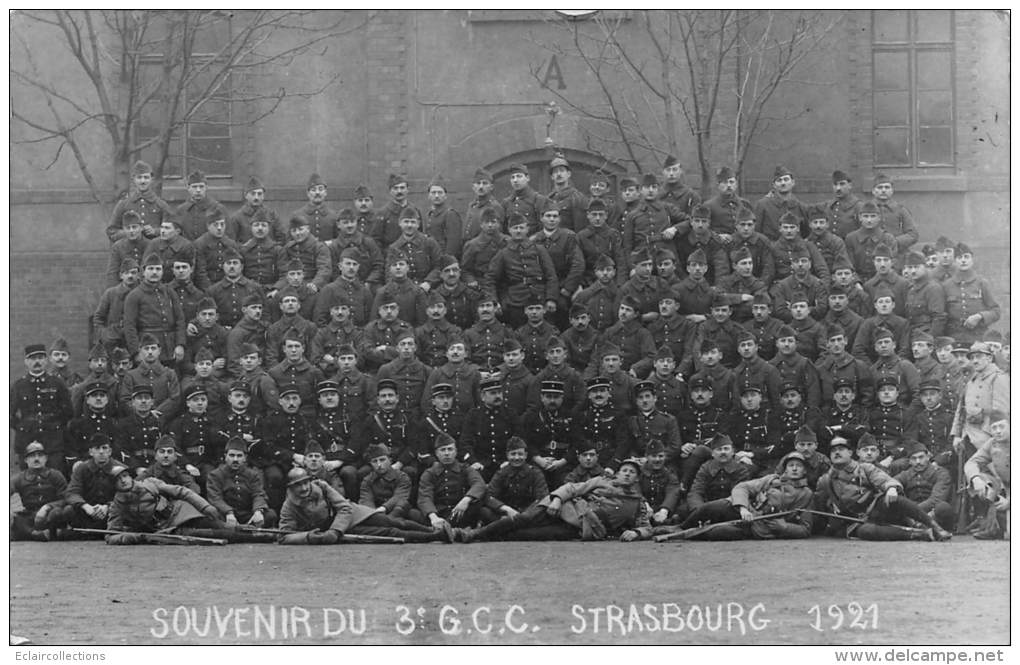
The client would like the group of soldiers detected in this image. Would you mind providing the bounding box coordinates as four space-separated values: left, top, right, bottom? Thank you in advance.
10 153 1011 545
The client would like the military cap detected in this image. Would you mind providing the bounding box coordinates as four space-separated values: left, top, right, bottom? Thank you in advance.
873 327 894 343
780 451 807 470
691 204 711 220
699 339 720 353
832 377 856 391
904 440 929 457
433 432 457 451
618 458 643 476
788 292 810 306
752 292 772 305
228 381 252 395
594 254 615 270
366 443 390 460
225 436 247 454
43 337 66 354
307 173 325 189
371 378 396 395
735 205 755 222
336 208 355 223
630 249 654 267
550 154 570 169
193 296 216 313
508 163 529 175
805 203 829 222
431 383 455 397
289 213 310 228
739 382 762 396
619 294 641 311
645 439 665 456
316 379 340 394
831 256 855 273
24 441 46 457
243 176 265 194
600 343 622 358
873 173 892 186
110 463 131 479
826 323 847 340
828 284 850 297
446 337 466 349
540 380 565 395
586 376 611 391
591 169 609 185
912 330 934 345
831 169 851 183
194 347 215 363
427 175 448 192
773 165 794 181
828 434 852 451
658 291 678 303
282 331 305 346
855 432 880 450
278 383 301 398
794 425 817 443
473 168 493 183
376 292 399 307
569 303 589 318
503 338 523 353
903 251 926 267
858 201 880 215
152 434 179 455
280 258 303 274
82 381 108 397
934 336 955 349
506 436 527 453
353 184 371 199
506 212 529 229
399 207 421 222
655 248 677 264
708 433 734 449
121 210 142 227
139 333 160 348
984 329 1004 344
339 246 362 262
955 242 973 256
433 254 458 272
619 176 638 189
918 379 943 393
989 409 1009 425
716 166 735 182
967 341 993 357
662 154 680 169
733 330 755 345
687 247 708 265
875 374 899 390
480 377 502 392
872 243 893 259
778 212 801 229
774 325 796 340
525 293 547 308
89 433 112 449
710 293 731 309
871 287 895 303
587 198 607 212
654 346 676 361
731 246 753 264
131 160 152 176
110 347 131 362
479 208 499 224
633 380 656 397
141 253 162 268
780 381 802 396
87 342 108 361
131 384 154 399
921 243 938 258
239 343 261 358
640 173 659 187
687 376 713 391
935 236 954 251
286 467 312 487
119 258 140 274
187 170 206 185
426 290 446 307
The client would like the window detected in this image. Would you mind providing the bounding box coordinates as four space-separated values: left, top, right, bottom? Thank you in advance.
872 10 954 167
135 14 234 179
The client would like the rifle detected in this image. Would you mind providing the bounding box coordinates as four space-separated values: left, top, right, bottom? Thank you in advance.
951 438 972 534
238 526 404 544
652 510 799 542
798 509 930 537
71 528 227 545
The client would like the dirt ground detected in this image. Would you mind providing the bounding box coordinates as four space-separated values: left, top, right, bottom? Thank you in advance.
9 537 1009 646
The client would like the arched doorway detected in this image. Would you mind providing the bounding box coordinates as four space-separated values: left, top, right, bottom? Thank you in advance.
484 148 628 201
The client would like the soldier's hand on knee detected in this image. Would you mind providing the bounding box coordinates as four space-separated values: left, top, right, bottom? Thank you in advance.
249 510 265 527
885 487 899 504
546 497 562 517
739 507 754 522
225 513 239 527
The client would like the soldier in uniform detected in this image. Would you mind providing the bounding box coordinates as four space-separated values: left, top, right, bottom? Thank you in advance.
377 332 431 420
462 168 505 243
893 441 955 532
314 248 374 328
485 212 559 329
870 173 918 264
141 437 200 492
615 381 681 465
463 296 511 371
229 176 282 243
731 329 784 410
310 380 362 499
870 327 921 408
806 203 852 276
716 246 767 324
373 253 429 327
963 415 1010 539
205 437 277 528
826 169 865 238
45 337 82 390
108 160 173 242
515 298 559 373
358 443 416 520
265 291 316 367
352 184 381 238
622 173 672 258
423 339 481 415
816 323 875 406
106 211 150 288
429 255 480 331
906 379 955 468
95 258 139 353
844 202 898 281
145 218 196 284
191 211 239 290
588 169 621 230
10 441 69 541
643 346 687 414
688 295 744 370
327 209 385 291
943 243 1001 345
722 383 777 476
903 251 947 337
414 292 463 368
278 213 332 296
546 154 589 233
114 383 164 474
657 155 699 223
753 165 808 241
420 383 466 462
387 207 443 290
743 292 784 361
62 434 121 535
530 336 587 413
293 173 339 242
640 440 682 525
360 296 414 372
679 433 752 527
617 249 667 323
521 380 577 489
561 304 599 372
67 381 119 466
267 335 325 418
574 255 620 332
686 341 735 412
119 333 180 419
577 198 627 288
480 436 549 525
501 163 548 235
768 383 822 459
674 205 731 283
570 376 626 474
771 213 829 283
532 201 585 327
175 170 228 242
819 377 869 449
461 208 509 289
417 433 487 529
168 385 221 485
495 339 538 417
597 295 656 374
460 377 518 481
702 166 751 239
120 254 185 367
819 284 863 351
951 342 1010 453
374 174 423 252
224 296 267 374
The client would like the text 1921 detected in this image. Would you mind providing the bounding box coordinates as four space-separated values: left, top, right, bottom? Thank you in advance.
807 603 878 632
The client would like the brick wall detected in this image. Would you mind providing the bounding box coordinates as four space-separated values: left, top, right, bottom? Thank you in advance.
365 12 410 176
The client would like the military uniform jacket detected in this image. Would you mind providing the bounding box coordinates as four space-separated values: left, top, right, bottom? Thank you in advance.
818 461 901 517
257 411 312 466
313 278 373 327
790 316 827 363
622 199 671 256
11 467 67 514
176 196 229 241
659 182 700 224
577 226 627 286
435 282 481 331
673 277 715 317
485 463 549 512
169 411 220 465
464 319 511 370
418 461 487 516
108 477 213 532
820 404 870 448
241 236 285 286
106 237 149 287
731 473 814 529
521 407 576 463
206 463 270 516
373 201 425 251
871 355 921 408
461 404 518 468
618 275 670 318
462 196 505 242
826 194 864 239
561 326 599 373
354 210 381 240
731 356 784 409
688 459 752 509
674 230 731 283
616 410 681 465
895 465 951 510
206 276 263 328
122 281 186 355
120 362 180 421
65 459 119 507
676 405 724 448
293 202 339 242
743 316 784 361
145 236 196 284
868 403 908 456
844 227 898 280
143 462 200 493
598 318 656 372
564 464 606 484
359 467 413 512
225 318 268 375
168 281 204 326
191 233 239 289
327 233 385 286
94 283 133 345
425 202 463 256
388 231 443 284
516 320 559 373
770 352 822 409
238 368 280 417
704 193 753 235
852 314 911 364
229 203 283 244
753 192 808 241
378 356 432 416
943 269 1001 344
950 364 1010 441
313 408 361 464
807 231 851 276
816 351 875 407
530 364 587 413
722 407 777 457
904 275 947 336
265 314 317 367
574 281 620 332
531 227 585 295
280 481 375 532
414 318 463 369
424 362 481 414
549 185 590 233
360 319 414 370
420 408 465 456
461 232 509 286
964 438 1010 489
873 198 918 255
277 235 332 290
540 477 651 538
691 318 744 369
913 356 945 393
820 308 864 353
571 403 625 468
11 372 72 449
66 409 119 459
109 190 173 241
215 409 262 450
769 405 822 448
771 238 830 283
687 364 735 412
716 273 767 323
354 409 420 468
646 374 687 416
726 233 776 286
373 278 429 327
640 465 682 513
268 358 326 416
501 187 549 235
864 272 910 318
496 363 538 417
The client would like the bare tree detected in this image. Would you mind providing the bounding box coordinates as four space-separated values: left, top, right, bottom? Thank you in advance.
529 10 841 195
11 10 370 207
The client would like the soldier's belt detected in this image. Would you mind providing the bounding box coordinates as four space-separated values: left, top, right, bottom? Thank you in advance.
184 445 205 456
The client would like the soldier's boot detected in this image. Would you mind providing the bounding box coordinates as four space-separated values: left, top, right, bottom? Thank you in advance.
452 527 475 543
29 530 50 542
932 525 953 541
908 528 936 542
